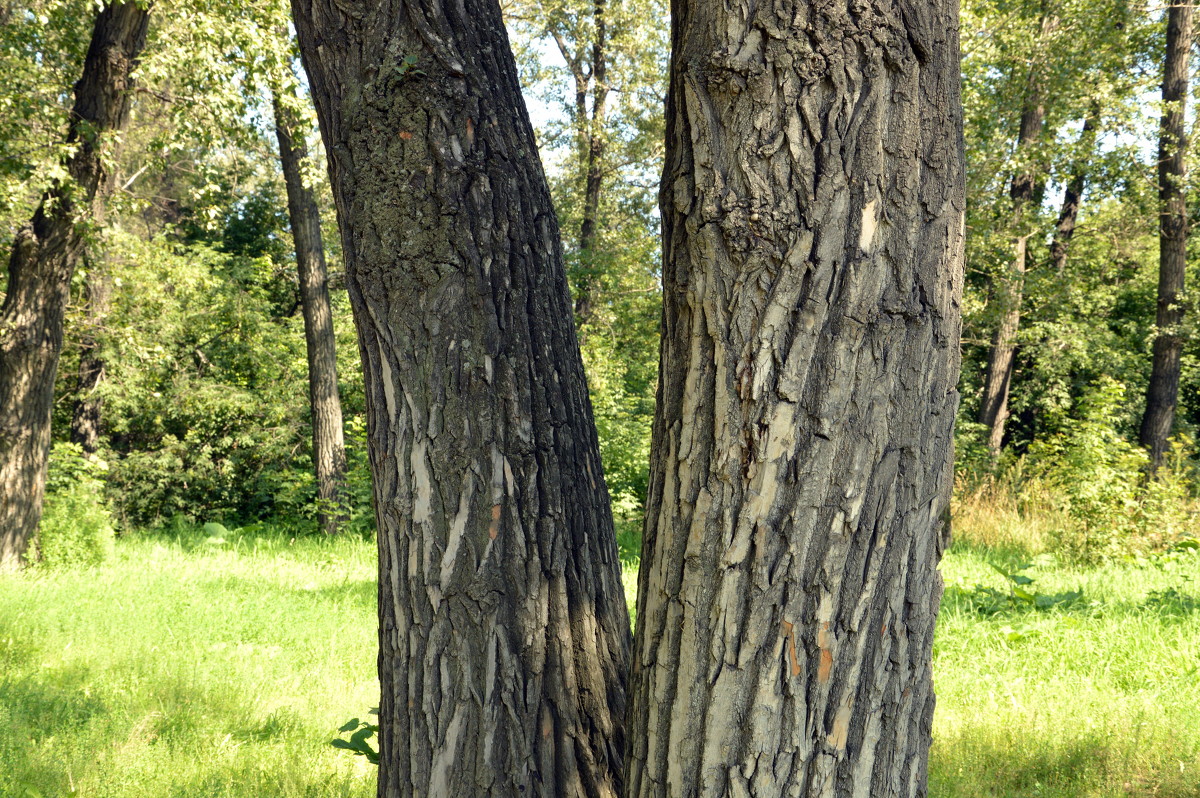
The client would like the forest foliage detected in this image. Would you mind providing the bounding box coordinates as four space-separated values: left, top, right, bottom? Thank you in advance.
0 0 1195 562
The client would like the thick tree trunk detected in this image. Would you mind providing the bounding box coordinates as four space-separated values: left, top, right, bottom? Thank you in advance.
575 0 609 327
625 0 964 796
290 1 631 796
70 261 111 454
0 2 150 570
272 93 347 536
1140 2 1193 470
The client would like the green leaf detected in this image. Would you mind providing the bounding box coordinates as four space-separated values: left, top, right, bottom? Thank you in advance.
202 521 228 536
338 718 359 732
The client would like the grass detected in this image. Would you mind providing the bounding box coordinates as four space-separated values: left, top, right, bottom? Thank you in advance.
1 512 1198 797
931 542 1200 797
0 525 378 798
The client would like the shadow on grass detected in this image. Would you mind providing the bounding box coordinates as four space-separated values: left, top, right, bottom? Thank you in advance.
168 760 372 798
931 732 1110 797
0 663 111 737
929 727 1197 798
0 663 111 796
125 518 372 555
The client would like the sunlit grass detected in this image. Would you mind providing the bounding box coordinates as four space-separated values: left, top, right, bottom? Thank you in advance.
931 495 1200 797
0 526 377 798
1 511 1198 797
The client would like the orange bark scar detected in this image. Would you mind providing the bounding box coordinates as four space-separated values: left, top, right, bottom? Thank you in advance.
488 503 502 539
818 649 833 683
818 620 833 682
780 621 801 677
398 130 412 140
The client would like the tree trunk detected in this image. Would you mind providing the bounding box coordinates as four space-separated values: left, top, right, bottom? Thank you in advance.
976 14 1052 457
272 92 347 536
290 1 631 796
0 2 150 570
575 0 609 327
1049 108 1099 275
625 0 964 795
976 233 1026 455
70 259 111 454
1140 2 1193 470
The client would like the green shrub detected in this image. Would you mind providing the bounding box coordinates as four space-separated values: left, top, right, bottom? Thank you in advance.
1024 378 1197 561
37 442 116 567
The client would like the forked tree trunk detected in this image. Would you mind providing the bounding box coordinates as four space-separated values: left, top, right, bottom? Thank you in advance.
290 1 631 795
977 13 1053 457
1140 2 1193 470
271 93 347 536
624 0 965 796
0 2 150 570
70 260 112 454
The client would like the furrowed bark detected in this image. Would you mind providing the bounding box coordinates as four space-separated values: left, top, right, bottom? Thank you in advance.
976 12 1053 457
625 0 964 795
1140 1 1193 470
0 2 150 570
290 1 631 795
272 92 347 536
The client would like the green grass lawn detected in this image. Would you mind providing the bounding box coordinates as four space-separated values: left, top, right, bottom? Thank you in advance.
0 527 378 798
1 524 1198 797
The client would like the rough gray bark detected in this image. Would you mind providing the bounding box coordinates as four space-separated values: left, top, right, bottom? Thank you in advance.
1140 1 1193 470
272 92 347 536
290 1 631 795
976 13 1053 457
624 0 964 796
70 259 111 454
0 2 150 570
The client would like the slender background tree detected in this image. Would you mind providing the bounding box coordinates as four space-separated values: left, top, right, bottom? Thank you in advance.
1140 0 1193 469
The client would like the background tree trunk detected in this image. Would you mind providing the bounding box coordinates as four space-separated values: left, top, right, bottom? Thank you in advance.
272 92 347 536
1140 2 1193 469
70 258 111 454
625 0 964 795
574 0 609 327
0 2 150 570
1049 107 1099 275
977 19 1051 457
290 1 631 795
